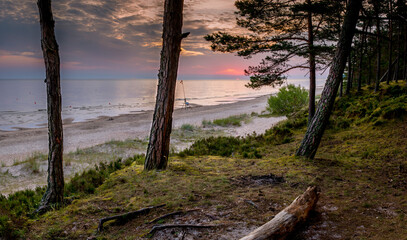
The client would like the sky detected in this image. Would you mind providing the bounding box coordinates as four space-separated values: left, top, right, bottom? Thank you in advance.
0 0 313 80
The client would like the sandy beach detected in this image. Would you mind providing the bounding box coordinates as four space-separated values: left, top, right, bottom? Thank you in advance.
0 95 286 166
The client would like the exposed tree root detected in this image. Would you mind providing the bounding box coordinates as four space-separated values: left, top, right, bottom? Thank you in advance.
97 204 165 232
149 209 200 224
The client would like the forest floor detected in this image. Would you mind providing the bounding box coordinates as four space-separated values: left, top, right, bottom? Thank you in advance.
1 82 407 240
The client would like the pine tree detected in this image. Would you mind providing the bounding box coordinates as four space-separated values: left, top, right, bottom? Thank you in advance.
205 0 344 121
36 0 64 213
296 0 363 159
145 0 185 170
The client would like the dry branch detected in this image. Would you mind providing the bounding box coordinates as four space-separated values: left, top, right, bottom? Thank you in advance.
240 186 319 240
97 204 165 232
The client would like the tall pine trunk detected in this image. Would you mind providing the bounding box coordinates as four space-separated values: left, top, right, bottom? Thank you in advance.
37 0 64 213
357 22 367 92
367 26 373 85
387 0 394 84
395 18 401 82
296 0 362 159
307 0 316 122
404 25 407 80
145 0 184 170
374 2 382 92
368 52 372 85
346 51 352 95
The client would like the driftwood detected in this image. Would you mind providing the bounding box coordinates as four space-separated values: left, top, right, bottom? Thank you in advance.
240 186 319 240
97 204 165 232
149 209 200 224
148 224 216 237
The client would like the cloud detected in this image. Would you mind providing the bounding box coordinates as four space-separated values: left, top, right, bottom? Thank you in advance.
0 0 260 79
181 48 204 56
142 41 162 48
0 50 42 67
216 68 244 76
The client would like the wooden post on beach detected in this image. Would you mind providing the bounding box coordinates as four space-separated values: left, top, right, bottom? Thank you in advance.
36 0 64 213
145 0 185 170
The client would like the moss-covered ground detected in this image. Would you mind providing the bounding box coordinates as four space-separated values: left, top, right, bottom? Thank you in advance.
1 82 407 239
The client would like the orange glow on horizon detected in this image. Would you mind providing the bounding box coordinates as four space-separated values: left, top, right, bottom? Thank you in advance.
216 68 244 76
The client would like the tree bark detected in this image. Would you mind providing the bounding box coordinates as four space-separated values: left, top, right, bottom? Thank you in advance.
239 186 319 240
145 0 184 170
404 24 407 80
367 26 373 86
387 0 394 84
307 0 316 123
374 1 382 92
357 22 368 92
394 13 401 82
296 0 362 159
346 51 352 95
36 0 64 212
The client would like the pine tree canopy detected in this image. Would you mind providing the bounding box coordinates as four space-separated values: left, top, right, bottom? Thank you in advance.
205 0 345 88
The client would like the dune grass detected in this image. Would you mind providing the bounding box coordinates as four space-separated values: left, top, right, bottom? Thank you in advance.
202 114 251 127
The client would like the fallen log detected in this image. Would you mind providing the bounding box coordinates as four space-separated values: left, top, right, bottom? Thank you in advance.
97 204 165 232
240 186 319 240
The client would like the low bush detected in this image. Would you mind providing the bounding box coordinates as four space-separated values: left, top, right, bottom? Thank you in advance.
267 84 308 115
65 155 142 196
0 154 143 239
333 83 407 126
202 114 250 127
180 124 195 131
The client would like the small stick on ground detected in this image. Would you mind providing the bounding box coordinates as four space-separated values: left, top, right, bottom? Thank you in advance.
149 209 200 224
244 199 260 210
148 224 217 237
97 204 165 232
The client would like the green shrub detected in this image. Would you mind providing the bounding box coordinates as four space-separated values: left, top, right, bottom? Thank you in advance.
181 136 242 157
179 107 310 159
264 125 294 145
181 124 195 132
0 154 143 239
202 114 250 127
65 155 141 196
0 188 45 239
202 120 213 127
332 83 407 126
267 84 308 115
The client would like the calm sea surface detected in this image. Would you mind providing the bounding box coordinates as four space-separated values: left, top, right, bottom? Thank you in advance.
0 79 325 131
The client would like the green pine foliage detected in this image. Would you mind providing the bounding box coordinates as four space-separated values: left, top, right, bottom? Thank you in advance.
267 84 309 115
205 0 342 88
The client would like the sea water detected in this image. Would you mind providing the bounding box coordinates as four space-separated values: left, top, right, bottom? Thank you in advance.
0 79 325 131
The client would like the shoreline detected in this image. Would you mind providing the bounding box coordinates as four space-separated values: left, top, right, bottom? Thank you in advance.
0 94 267 133
0 94 280 166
